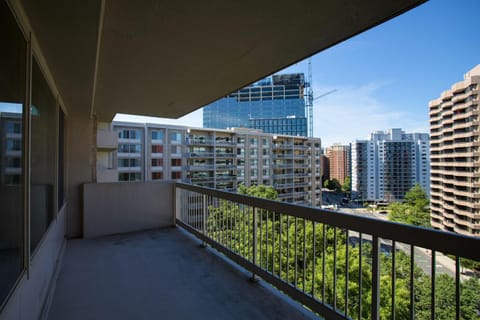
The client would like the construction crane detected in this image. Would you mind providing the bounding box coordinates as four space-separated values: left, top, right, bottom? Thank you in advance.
305 58 337 136
314 89 337 101
306 59 314 137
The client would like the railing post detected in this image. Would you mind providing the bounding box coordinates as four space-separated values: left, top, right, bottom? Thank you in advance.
371 236 380 320
250 207 258 282
174 183 181 226
202 194 207 247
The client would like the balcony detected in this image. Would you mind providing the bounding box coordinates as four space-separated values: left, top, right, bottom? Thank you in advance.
96 167 118 182
6 181 479 320
47 228 311 320
186 138 214 146
71 182 480 319
97 129 118 150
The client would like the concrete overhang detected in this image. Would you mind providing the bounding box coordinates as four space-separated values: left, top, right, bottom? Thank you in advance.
19 0 427 121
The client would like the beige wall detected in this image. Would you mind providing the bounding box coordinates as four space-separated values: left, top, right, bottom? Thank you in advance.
65 115 95 238
83 181 174 238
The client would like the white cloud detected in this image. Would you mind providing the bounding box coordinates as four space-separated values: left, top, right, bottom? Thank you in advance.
312 83 428 147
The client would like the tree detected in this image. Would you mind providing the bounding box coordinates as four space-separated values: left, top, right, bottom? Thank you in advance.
404 184 429 210
205 184 480 319
324 178 341 192
415 273 480 319
342 176 351 193
388 184 430 228
238 184 277 200
323 179 330 189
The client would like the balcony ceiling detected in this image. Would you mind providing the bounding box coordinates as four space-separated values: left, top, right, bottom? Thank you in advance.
20 0 426 121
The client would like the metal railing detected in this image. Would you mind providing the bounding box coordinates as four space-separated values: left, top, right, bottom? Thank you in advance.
174 183 480 320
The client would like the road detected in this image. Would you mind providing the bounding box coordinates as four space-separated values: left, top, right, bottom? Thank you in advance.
335 207 471 281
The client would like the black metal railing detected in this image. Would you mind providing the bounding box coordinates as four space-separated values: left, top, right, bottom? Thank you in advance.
174 183 480 320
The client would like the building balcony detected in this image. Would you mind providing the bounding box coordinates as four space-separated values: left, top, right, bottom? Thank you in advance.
5 182 480 320
214 164 236 170
151 138 164 145
273 144 293 149
96 167 118 182
151 152 164 158
118 166 142 172
187 152 215 158
117 152 141 158
215 140 236 146
5 150 21 157
215 175 236 181
3 167 21 175
187 164 215 171
188 176 215 182
5 132 22 140
47 221 315 320
215 152 235 158
186 138 214 145
97 129 119 150
118 137 142 144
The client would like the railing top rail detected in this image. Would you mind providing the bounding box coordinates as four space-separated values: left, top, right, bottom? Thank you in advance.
176 182 480 261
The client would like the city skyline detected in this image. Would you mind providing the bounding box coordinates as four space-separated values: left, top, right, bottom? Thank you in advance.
115 0 480 147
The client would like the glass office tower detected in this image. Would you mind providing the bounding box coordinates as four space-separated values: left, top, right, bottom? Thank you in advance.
203 73 307 136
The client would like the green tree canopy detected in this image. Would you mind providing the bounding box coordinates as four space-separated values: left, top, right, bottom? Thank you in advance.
324 178 341 192
323 179 330 189
238 184 278 200
388 184 430 228
404 184 429 209
342 175 351 193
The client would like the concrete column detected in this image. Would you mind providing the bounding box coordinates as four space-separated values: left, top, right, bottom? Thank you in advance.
65 115 95 238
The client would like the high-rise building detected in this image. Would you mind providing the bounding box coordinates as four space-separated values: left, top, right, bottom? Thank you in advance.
429 64 480 237
203 73 308 136
351 128 429 202
102 122 322 207
320 154 329 184
325 144 351 185
249 115 307 137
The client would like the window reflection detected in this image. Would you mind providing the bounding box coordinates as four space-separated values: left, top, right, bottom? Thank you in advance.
30 60 56 253
0 0 26 305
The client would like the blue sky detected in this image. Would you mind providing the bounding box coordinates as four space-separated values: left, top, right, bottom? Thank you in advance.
116 0 480 147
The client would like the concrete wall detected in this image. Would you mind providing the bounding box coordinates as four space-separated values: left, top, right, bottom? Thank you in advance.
96 167 117 183
66 115 95 238
0 205 66 320
83 181 174 238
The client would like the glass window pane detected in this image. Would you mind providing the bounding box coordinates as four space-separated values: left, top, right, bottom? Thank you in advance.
58 108 64 209
0 0 26 304
30 59 56 253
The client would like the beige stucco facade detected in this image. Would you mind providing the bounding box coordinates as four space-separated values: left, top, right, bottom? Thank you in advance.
429 65 480 236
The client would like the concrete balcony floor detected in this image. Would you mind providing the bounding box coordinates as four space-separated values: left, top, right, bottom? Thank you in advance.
47 227 315 320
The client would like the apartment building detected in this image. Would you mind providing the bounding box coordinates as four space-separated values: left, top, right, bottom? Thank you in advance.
0 112 22 185
102 122 322 206
429 64 480 237
203 73 308 136
325 144 351 185
351 128 430 202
